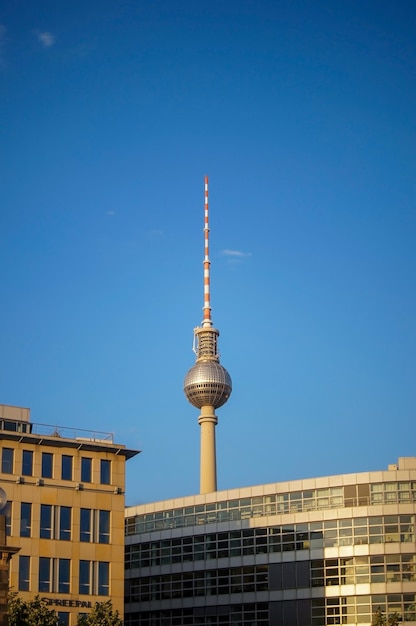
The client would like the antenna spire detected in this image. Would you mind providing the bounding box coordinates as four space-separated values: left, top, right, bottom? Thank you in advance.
203 175 212 327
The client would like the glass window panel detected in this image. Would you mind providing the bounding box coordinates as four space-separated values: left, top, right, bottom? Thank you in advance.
61 455 73 480
80 508 91 542
79 560 91 594
99 510 110 544
100 460 111 485
98 562 109 596
20 502 31 537
59 506 71 541
57 613 69 626
18 555 30 591
39 557 51 592
40 504 52 539
81 457 92 483
22 450 33 476
58 559 70 593
1 448 14 474
41 452 53 478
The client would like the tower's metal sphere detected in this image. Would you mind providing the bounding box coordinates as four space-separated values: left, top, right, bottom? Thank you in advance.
184 361 232 409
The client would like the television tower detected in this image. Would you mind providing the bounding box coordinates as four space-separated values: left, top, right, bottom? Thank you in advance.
184 176 232 494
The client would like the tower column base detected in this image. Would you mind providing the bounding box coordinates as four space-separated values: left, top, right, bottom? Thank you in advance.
198 406 218 494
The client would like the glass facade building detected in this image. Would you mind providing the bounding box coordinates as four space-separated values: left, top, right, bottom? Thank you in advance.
125 457 416 626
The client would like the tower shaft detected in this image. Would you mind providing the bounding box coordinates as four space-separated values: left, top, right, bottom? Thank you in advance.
198 406 218 493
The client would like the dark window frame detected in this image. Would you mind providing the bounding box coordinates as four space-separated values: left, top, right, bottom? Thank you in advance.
61 455 73 481
59 506 72 541
40 504 52 539
81 457 92 483
1 448 14 474
80 508 92 543
18 555 30 591
41 452 53 479
22 450 33 476
39 557 51 592
98 561 109 596
100 460 111 485
58 558 70 594
99 510 110 544
20 502 32 538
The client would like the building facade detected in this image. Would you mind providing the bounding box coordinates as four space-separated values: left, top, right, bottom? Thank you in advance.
125 457 416 626
0 403 139 625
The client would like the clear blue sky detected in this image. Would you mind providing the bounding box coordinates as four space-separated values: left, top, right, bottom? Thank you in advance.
1 0 415 506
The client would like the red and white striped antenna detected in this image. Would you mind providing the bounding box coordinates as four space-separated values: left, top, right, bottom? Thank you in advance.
202 175 212 327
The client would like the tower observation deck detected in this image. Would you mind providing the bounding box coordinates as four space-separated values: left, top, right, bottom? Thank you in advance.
184 176 232 494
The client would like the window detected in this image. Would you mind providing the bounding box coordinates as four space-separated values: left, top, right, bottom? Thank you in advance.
59 507 71 541
61 455 73 480
58 559 70 593
41 452 53 478
99 510 110 544
98 562 109 595
100 460 111 485
39 558 70 594
20 503 31 537
57 614 69 626
79 560 91 594
40 504 52 539
22 450 33 476
1 448 14 474
18 555 30 591
39 557 51 592
4 502 11 536
80 509 92 542
81 457 92 483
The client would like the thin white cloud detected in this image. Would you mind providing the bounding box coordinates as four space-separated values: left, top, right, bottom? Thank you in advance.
36 31 55 47
105 210 115 216
221 249 252 258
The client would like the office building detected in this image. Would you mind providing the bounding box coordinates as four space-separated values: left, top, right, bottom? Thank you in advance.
125 457 416 625
0 402 139 625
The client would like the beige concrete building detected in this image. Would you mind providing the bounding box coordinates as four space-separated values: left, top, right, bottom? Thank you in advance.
0 403 139 625
125 457 416 626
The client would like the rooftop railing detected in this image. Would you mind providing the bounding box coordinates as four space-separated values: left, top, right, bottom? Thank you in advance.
0 417 114 443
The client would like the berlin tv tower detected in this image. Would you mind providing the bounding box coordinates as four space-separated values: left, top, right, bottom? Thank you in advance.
184 176 232 494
